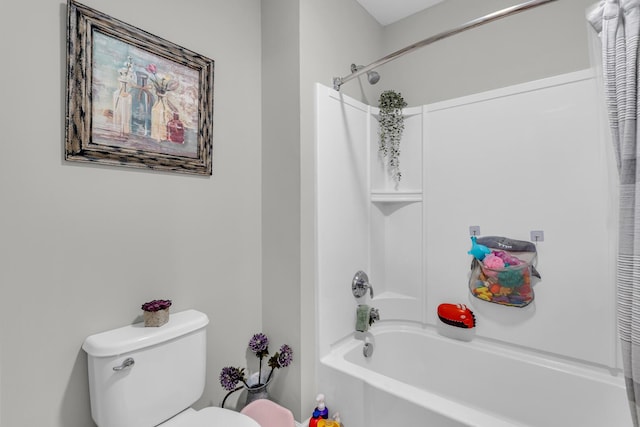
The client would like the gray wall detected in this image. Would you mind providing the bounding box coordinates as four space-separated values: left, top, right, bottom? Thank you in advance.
380 0 597 105
0 1 262 426
261 0 302 417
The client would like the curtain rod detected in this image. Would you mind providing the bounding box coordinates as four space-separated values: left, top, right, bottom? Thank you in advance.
332 0 559 91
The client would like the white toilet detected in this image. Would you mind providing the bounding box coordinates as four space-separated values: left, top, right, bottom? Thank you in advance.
82 309 260 427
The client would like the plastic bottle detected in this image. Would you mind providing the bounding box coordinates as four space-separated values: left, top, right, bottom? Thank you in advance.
308 394 329 427
317 413 342 427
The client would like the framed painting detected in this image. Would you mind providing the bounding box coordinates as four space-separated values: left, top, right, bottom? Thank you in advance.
65 0 214 175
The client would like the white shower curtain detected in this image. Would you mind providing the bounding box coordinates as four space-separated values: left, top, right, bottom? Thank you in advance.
589 1 640 425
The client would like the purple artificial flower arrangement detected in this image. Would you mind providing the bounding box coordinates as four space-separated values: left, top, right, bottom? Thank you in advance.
219 332 293 406
141 299 172 312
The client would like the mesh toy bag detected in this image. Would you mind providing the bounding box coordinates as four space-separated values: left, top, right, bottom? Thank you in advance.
469 236 541 307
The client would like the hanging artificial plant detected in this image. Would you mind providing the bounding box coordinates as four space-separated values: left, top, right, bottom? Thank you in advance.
378 90 408 182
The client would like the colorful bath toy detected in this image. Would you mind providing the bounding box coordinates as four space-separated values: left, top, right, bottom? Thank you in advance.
493 250 523 266
497 268 524 287
468 236 491 261
509 295 526 304
483 253 505 270
497 286 513 296
437 303 476 329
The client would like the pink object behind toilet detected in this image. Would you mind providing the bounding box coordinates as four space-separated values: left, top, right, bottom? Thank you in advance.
241 399 296 427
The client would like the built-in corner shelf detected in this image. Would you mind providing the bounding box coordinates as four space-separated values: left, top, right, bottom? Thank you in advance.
373 291 416 301
371 191 423 203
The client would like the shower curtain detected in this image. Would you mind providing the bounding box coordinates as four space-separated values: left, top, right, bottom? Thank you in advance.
589 1 640 424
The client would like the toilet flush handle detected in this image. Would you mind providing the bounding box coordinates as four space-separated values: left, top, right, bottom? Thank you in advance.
113 357 135 371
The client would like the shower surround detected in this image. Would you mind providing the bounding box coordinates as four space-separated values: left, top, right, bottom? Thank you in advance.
314 70 629 425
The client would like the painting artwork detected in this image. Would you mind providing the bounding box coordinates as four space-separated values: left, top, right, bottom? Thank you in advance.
66 0 214 175
92 33 200 157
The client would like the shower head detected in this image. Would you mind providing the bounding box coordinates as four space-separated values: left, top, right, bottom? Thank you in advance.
367 70 380 85
351 64 380 85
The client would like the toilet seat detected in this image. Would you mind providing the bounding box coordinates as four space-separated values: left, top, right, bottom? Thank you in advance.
160 407 261 427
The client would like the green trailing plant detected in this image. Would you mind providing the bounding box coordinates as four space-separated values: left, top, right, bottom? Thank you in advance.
378 90 408 182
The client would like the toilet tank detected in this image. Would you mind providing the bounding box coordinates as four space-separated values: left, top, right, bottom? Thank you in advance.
82 309 209 427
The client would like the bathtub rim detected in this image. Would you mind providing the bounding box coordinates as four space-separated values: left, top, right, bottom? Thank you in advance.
329 322 624 385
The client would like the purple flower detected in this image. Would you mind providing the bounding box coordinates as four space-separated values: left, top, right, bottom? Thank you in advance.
266 343 293 383
278 344 293 368
219 366 245 391
141 299 172 312
221 333 293 394
248 333 269 354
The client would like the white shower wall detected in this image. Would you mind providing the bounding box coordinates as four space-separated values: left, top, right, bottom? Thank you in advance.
316 69 619 369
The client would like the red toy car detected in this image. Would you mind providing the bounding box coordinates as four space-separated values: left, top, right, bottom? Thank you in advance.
437 303 476 329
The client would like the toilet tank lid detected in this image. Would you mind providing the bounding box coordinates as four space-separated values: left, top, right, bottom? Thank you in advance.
82 309 209 357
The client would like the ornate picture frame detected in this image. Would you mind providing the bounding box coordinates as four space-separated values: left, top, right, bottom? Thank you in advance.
65 0 214 175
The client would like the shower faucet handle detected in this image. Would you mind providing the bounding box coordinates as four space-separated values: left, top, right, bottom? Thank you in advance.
352 270 374 298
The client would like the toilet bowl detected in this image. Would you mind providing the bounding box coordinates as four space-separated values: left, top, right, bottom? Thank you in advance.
83 309 259 427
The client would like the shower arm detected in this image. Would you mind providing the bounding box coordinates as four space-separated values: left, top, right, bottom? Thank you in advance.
332 0 558 91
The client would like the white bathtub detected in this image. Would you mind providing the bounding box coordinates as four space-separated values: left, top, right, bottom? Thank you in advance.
318 324 631 427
